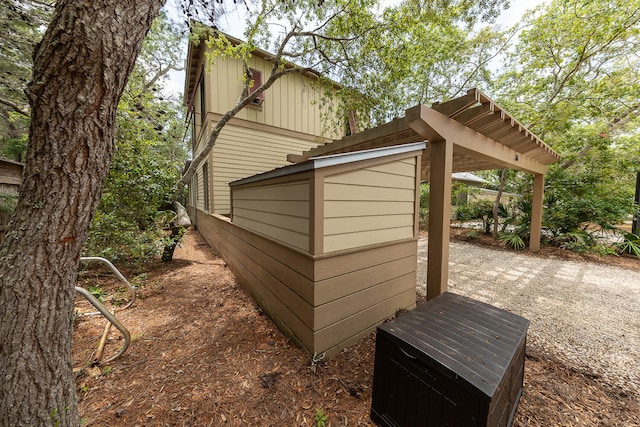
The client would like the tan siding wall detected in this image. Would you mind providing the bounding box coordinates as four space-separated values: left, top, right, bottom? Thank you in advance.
195 169 205 212
323 158 417 253
191 211 417 359
308 239 418 356
194 211 316 350
209 125 321 214
232 181 310 252
193 78 205 156
189 54 345 216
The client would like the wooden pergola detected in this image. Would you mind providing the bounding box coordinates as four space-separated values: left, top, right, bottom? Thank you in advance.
291 88 560 300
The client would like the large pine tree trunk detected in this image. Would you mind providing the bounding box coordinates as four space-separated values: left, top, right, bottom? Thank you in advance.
0 1 163 425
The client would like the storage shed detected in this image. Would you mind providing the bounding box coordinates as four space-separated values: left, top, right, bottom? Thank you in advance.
224 142 425 357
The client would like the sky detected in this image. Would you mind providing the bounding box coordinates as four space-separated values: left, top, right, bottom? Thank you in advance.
164 0 549 98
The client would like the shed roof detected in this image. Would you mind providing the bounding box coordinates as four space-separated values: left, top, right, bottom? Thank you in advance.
0 158 24 187
0 158 24 167
298 88 560 180
230 141 426 187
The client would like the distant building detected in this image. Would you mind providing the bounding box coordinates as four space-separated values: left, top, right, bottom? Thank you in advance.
452 172 521 207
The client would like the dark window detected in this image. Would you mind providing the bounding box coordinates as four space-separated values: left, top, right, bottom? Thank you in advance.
202 162 210 212
248 68 264 106
199 71 206 125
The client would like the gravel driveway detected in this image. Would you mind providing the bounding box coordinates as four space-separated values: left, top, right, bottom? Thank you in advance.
416 238 640 397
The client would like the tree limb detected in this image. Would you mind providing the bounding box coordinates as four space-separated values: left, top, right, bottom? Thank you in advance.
0 97 29 117
141 64 184 93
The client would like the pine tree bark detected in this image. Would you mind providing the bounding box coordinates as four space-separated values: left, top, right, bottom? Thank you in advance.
0 1 163 425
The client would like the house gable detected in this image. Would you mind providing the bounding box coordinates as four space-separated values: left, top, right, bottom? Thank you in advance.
184 29 347 215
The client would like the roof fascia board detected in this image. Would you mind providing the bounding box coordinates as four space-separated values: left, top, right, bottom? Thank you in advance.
0 158 24 167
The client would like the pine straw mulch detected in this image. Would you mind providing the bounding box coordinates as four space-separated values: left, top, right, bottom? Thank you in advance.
73 230 640 426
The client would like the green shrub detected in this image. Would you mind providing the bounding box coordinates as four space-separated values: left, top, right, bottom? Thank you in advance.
0 192 18 214
615 232 640 258
549 229 596 254
499 232 526 250
83 211 166 265
455 200 502 234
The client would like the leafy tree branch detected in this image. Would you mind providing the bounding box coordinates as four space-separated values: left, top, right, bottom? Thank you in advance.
0 97 29 118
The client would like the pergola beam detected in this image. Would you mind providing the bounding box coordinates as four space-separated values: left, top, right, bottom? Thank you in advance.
406 105 549 175
405 103 555 300
431 91 479 117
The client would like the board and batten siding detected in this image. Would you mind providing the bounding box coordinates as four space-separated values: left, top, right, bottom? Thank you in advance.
323 157 417 253
189 49 345 217
232 180 311 252
205 55 341 139
210 125 321 214
194 167 207 212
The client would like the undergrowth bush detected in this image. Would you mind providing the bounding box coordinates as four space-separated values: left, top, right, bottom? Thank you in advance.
83 211 169 266
455 200 506 234
0 192 17 214
616 232 640 258
499 232 525 251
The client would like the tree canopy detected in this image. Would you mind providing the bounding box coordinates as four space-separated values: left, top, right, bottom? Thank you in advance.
495 0 640 237
334 0 514 123
0 0 54 160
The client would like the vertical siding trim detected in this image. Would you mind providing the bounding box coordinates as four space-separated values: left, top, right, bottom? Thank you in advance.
309 175 324 255
414 154 422 237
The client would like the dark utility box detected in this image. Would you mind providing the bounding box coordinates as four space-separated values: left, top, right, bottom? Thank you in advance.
371 292 529 427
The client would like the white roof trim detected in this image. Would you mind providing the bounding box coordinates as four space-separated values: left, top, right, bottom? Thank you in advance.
230 141 426 187
451 172 489 185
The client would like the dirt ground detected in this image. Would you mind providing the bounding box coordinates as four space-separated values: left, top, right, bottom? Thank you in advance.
74 230 640 426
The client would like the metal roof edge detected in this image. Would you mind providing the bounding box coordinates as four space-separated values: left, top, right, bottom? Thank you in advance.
229 141 426 187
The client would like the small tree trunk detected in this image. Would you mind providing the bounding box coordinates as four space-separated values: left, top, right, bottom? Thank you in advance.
492 169 507 238
0 1 163 425
162 202 191 262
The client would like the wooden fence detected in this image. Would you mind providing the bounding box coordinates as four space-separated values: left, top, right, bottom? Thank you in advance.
0 159 23 243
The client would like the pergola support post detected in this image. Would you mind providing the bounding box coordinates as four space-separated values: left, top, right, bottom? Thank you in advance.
529 173 544 251
427 139 453 300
